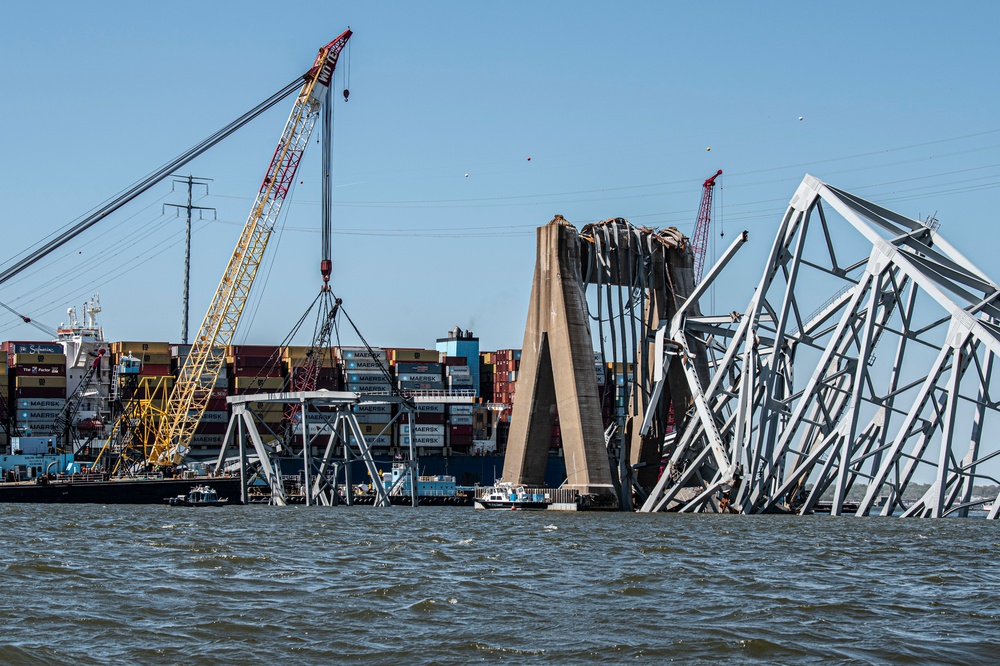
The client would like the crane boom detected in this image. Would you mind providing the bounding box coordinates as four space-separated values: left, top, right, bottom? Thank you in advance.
150 29 353 465
691 169 722 284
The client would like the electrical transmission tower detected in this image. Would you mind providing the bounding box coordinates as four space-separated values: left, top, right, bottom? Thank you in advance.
165 175 215 344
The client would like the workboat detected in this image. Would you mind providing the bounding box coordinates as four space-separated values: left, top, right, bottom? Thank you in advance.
166 485 228 507
474 483 550 510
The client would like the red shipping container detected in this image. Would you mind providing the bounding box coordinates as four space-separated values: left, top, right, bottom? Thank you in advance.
205 398 229 411
442 356 467 366
138 364 172 376
449 434 473 446
414 412 446 425
450 424 474 436
195 423 227 435
231 365 283 378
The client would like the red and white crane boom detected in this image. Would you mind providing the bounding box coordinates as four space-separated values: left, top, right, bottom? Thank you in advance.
150 29 352 465
691 169 722 284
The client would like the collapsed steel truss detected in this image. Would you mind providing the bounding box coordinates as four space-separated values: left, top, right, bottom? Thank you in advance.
640 174 1000 518
214 391 416 507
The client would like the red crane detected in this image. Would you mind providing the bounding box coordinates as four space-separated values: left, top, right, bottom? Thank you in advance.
691 169 722 284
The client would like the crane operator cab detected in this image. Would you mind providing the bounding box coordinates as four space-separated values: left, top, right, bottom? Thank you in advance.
118 353 142 375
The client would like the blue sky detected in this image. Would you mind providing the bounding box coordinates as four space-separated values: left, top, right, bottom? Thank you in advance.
1 1 998 352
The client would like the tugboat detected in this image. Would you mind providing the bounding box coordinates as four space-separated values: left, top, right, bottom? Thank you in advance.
474 483 550 510
166 485 229 507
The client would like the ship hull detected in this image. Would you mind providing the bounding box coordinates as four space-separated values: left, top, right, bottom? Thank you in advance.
0 476 243 504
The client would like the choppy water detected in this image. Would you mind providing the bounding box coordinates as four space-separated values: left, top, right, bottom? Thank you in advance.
0 506 997 664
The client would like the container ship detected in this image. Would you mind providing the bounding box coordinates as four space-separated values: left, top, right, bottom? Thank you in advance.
0 300 634 503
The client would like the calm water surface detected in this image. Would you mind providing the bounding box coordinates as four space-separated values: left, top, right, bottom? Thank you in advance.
0 505 997 664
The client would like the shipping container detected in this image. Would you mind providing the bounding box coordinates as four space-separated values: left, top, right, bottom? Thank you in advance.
138 364 172 376
347 433 392 448
353 402 393 415
228 345 279 357
12 364 66 376
449 414 474 426
11 387 66 398
347 371 391 384
389 349 437 363
232 377 284 390
338 346 387 362
231 364 283 378
344 358 389 371
442 356 467 366
448 376 475 387
394 362 442 375
397 433 445 447
191 434 225 447
16 398 65 410
396 373 442 383
448 404 474 416
198 410 229 424
414 412 446 425
449 424 474 436
445 365 471 376
112 341 170 354
400 423 445 436
414 403 445 413
397 380 445 390
3 342 64 355
346 383 392 394
10 354 66 367
14 376 67 388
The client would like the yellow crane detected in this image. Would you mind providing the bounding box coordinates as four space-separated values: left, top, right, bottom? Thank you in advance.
149 29 353 466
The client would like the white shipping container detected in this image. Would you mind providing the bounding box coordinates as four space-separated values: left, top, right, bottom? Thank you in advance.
345 359 388 371
348 434 393 447
448 404 474 415
400 423 445 436
354 412 394 424
347 371 389 384
199 411 229 423
593 351 604 364
397 433 445 447
191 434 225 446
347 383 392 395
445 366 471 376
16 398 65 409
339 347 387 361
397 373 442 383
353 402 392 415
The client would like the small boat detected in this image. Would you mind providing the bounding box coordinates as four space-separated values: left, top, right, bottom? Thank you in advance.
166 485 229 507
474 483 550 510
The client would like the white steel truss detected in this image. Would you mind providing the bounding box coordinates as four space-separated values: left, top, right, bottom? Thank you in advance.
640 174 1000 518
214 391 416 507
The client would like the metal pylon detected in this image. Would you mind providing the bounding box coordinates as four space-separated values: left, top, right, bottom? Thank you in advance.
639 174 1000 518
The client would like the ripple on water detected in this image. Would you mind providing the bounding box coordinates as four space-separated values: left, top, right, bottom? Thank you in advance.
0 507 996 663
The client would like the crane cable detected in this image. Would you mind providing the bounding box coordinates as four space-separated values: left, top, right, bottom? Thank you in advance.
0 78 304 289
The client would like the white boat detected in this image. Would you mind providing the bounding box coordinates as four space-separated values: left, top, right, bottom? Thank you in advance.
474 483 550 510
166 484 228 507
